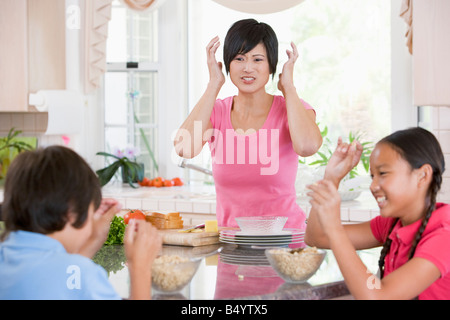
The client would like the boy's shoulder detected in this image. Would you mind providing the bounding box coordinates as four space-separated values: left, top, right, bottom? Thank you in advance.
0 231 119 299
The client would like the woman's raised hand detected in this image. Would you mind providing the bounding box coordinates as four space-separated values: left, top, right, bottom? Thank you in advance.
324 137 363 188
278 42 299 95
206 36 225 89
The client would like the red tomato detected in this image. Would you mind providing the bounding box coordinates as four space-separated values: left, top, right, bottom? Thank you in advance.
138 177 150 187
123 211 131 224
163 179 174 187
172 177 184 186
153 177 163 188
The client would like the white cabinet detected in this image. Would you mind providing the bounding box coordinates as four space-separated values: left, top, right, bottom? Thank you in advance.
0 0 65 112
0 0 28 111
413 0 450 106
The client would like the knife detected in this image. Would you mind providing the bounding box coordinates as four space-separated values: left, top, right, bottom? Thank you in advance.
178 223 205 233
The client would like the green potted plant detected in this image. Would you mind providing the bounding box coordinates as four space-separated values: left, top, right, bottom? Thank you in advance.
0 128 34 180
96 146 144 188
300 126 372 178
297 125 373 200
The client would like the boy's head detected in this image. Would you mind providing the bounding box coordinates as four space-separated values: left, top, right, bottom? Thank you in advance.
223 18 278 77
2 146 101 237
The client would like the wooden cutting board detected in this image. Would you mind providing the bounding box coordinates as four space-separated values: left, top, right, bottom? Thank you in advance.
158 229 220 247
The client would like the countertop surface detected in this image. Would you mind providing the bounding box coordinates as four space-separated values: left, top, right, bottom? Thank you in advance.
100 182 380 223
95 242 381 300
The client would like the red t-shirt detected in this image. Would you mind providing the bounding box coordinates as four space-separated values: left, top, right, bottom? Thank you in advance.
370 203 450 299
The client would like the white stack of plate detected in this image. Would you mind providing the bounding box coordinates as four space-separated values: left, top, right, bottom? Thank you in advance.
219 245 270 265
219 228 305 248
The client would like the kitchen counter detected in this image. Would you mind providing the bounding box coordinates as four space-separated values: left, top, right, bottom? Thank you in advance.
95 243 381 300
0 181 380 224
101 182 380 225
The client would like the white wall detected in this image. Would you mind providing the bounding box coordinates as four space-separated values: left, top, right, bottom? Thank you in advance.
73 0 417 175
64 0 105 171
390 0 416 132
157 0 189 178
66 0 190 176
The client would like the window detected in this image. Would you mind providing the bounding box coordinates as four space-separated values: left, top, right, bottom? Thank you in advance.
104 0 159 179
187 0 391 182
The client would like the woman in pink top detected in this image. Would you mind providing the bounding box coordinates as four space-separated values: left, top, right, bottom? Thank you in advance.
305 127 450 299
174 19 322 229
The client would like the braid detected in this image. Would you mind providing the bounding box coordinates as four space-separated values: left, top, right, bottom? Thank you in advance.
408 205 433 260
408 171 442 259
378 218 399 279
376 127 445 279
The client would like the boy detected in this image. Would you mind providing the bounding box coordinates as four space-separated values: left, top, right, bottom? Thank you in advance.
0 146 161 299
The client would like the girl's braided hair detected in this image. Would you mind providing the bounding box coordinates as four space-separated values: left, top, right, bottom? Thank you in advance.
377 127 445 278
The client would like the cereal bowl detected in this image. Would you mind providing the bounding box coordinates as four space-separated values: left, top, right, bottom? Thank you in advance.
151 255 201 293
235 216 288 234
265 247 326 283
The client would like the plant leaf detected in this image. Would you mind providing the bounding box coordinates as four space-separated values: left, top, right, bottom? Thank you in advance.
96 152 121 160
96 161 121 186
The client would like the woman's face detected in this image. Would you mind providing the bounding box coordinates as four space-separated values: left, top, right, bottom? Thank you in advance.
229 42 271 94
369 143 426 224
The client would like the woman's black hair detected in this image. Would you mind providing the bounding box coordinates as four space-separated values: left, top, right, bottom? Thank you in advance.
223 18 278 77
377 127 445 278
2 146 102 239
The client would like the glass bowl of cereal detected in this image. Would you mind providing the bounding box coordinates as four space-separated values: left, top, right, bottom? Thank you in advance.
265 247 326 283
151 255 201 293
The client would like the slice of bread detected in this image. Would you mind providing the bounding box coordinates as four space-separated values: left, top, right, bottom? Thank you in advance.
149 211 180 220
145 211 183 229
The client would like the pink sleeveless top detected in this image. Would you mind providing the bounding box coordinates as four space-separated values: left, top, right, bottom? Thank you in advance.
208 95 314 229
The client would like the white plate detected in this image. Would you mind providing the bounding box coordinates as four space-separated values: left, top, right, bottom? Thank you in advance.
220 234 304 241
219 237 304 247
220 238 304 244
220 228 305 238
219 248 270 265
219 228 305 247
235 230 291 236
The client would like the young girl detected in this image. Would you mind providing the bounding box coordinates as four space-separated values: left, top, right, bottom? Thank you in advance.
174 19 322 229
305 127 449 299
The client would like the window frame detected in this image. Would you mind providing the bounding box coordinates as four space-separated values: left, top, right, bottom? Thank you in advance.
102 0 189 181
105 62 160 146
104 4 161 178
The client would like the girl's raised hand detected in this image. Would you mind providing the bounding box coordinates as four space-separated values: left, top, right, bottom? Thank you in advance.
324 138 363 188
278 42 299 95
307 179 342 232
206 36 225 89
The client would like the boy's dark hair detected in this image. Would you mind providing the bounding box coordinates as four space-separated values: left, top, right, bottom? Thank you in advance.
2 146 102 239
377 127 445 278
223 19 278 77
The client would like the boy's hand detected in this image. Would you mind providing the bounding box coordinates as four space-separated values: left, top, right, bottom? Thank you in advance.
124 219 162 300
124 219 162 269
92 198 122 242
78 198 122 258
